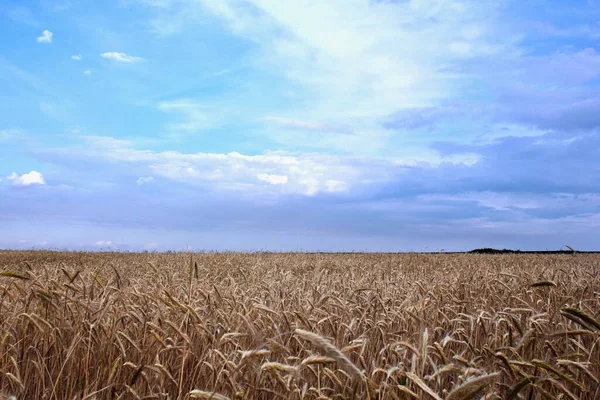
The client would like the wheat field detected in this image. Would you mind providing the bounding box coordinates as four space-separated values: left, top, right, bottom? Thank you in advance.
0 251 599 399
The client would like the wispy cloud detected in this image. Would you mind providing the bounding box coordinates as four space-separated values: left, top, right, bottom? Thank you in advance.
130 0 520 155
71 54 82 60
136 176 154 185
158 99 213 134
0 128 24 142
36 29 53 43
263 116 352 135
7 6 40 27
527 21 600 39
100 52 144 62
192 1 511 118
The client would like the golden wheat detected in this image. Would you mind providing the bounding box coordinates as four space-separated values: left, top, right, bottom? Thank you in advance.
0 250 598 399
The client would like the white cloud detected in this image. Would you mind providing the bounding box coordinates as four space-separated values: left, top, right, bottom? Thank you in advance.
136 176 154 185
142 150 361 195
95 240 113 246
100 52 145 62
83 69 92 76
71 54 82 60
36 29 53 43
54 135 479 197
257 173 288 185
7 171 46 186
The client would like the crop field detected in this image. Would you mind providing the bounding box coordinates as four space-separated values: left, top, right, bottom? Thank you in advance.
0 251 599 399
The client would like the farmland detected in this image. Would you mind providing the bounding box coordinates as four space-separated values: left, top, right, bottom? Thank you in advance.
1 251 599 399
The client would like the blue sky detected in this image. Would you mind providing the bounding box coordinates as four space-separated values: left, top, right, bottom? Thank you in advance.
1 0 599 251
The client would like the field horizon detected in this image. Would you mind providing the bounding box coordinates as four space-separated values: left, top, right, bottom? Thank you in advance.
2 248 600 255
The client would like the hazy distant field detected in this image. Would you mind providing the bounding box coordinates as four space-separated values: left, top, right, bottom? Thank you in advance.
1 251 599 399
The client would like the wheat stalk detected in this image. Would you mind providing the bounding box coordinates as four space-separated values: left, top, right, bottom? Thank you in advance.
294 329 365 381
